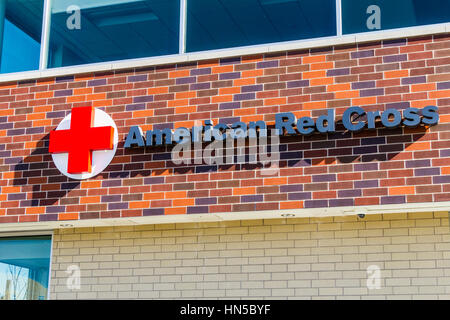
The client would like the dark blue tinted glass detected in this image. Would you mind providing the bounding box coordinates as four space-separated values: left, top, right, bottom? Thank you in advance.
48 0 180 68
0 0 42 74
0 236 52 300
343 0 450 34
186 0 337 52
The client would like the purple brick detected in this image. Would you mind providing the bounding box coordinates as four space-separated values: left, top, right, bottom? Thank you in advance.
338 189 362 198
102 195 122 202
54 89 72 97
47 111 66 119
190 82 210 90
39 214 58 222
329 198 354 207
355 163 378 171
304 200 328 208
361 137 385 145
0 122 13 130
133 96 154 103
241 85 263 93
153 152 171 160
0 116 7 123
386 102 410 110
5 157 22 165
153 123 173 130
126 103 146 111
354 146 377 154
128 74 147 82
195 197 217 205
437 82 450 90
288 192 311 201
88 79 107 86
351 50 374 59
8 129 25 136
176 76 196 85
59 182 78 190
381 196 406 205
195 165 217 174
383 54 407 63
383 39 406 47
219 117 240 125
414 167 440 176
55 75 74 83
242 195 264 203
440 149 450 157
287 80 309 88
355 180 378 188
46 206 65 214
108 202 128 210
102 180 122 187
191 68 211 76
8 193 26 201
187 206 209 214
21 200 39 207
312 174 336 182
401 76 426 85
280 151 302 160
433 176 450 184
257 60 278 69
327 68 350 77
360 88 384 97
26 127 44 134
220 57 241 65
280 184 303 193
220 72 241 80
220 102 240 110
144 177 165 185
143 208 164 216
352 81 376 90
405 159 430 168
234 93 256 101
288 159 312 167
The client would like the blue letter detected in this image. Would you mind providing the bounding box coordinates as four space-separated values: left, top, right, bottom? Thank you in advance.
343 107 365 132
124 126 145 148
297 117 315 135
275 113 297 135
174 127 191 144
403 108 420 127
316 109 335 133
381 109 402 128
367 111 381 130
421 106 439 126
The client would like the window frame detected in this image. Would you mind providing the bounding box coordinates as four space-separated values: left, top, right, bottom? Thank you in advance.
0 231 54 300
0 0 445 80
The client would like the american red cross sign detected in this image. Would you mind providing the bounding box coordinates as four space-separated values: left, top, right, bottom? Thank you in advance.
49 106 115 174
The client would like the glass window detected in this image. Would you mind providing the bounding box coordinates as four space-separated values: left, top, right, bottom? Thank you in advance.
343 0 450 35
186 0 337 53
48 0 180 68
0 236 52 300
0 0 43 74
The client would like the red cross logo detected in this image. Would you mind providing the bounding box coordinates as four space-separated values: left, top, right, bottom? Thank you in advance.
49 106 115 174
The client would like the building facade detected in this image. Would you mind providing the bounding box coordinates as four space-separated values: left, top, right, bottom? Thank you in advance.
0 0 449 300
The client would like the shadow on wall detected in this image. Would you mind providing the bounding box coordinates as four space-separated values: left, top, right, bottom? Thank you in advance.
8 121 428 217
12 133 80 218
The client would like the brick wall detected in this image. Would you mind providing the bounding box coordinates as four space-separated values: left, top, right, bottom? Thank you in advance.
50 212 450 299
0 34 449 225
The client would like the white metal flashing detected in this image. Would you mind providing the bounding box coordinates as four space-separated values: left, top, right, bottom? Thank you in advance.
0 201 449 232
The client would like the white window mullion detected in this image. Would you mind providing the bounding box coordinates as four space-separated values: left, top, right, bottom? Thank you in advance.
39 0 52 70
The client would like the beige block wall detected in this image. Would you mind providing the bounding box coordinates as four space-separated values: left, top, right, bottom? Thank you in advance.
49 212 450 300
